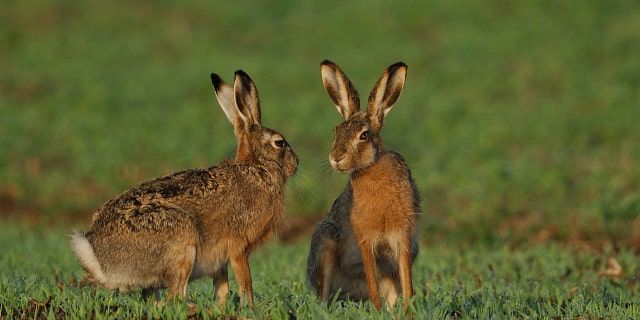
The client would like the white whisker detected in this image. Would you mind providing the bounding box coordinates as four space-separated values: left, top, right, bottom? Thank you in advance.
292 171 313 212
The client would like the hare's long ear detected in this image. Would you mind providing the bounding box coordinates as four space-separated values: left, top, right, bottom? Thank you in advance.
233 70 261 127
321 60 360 121
211 72 253 162
211 73 240 126
366 62 407 133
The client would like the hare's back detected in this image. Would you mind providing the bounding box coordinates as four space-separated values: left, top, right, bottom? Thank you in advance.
88 167 227 230
88 161 280 233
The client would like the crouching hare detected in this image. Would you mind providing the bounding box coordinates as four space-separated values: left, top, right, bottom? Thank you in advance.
306 60 421 310
71 70 298 307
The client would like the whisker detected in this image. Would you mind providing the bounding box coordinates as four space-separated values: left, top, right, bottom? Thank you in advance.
292 175 313 212
295 168 319 199
288 151 349 215
297 152 332 186
319 162 334 181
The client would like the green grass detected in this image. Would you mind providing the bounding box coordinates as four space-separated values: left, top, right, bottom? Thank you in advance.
2 0 639 244
2 0 640 318
0 222 638 319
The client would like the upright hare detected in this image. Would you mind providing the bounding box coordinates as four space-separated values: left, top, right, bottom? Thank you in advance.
307 60 420 310
71 70 298 307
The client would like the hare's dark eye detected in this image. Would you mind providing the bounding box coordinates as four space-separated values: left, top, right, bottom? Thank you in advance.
359 131 369 140
274 139 285 148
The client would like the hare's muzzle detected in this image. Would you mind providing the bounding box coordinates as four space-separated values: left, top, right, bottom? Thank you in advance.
284 148 299 177
329 154 353 173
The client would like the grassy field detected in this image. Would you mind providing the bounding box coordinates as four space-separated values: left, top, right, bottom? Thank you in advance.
1 0 639 318
1 223 638 319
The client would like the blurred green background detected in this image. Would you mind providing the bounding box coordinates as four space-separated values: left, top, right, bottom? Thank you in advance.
1 0 639 246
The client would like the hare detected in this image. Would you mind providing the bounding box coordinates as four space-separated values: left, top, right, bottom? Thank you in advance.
306 60 420 310
70 70 298 307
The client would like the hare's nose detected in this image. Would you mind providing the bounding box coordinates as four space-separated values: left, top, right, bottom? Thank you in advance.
329 154 346 170
329 154 344 164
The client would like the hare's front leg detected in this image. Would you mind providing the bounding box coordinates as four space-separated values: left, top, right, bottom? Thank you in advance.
358 240 382 310
213 264 229 307
230 254 254 307
398 238 414 310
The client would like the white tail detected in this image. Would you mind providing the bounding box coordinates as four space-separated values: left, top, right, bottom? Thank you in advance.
70 232 106 284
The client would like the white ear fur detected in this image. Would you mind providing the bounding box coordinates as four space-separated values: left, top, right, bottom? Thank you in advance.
233 70 261 127
211 73 239 125
320 60 360 120
367 62 407 131
212 71 261 162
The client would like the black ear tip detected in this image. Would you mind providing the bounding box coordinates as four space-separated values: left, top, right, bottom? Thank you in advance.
389 62 408 70
321 59 337 67
234 70 249 78
234 70 255 89
210 73 224 89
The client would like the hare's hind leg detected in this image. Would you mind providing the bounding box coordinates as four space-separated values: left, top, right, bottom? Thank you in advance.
213 264 229 307
165 245 196 302
316 237 339 302
379 277 401 308
307 220 340 302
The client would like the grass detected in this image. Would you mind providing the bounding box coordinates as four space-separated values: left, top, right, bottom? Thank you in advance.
2 0 638 244
1 0 639 318
1 222 638 319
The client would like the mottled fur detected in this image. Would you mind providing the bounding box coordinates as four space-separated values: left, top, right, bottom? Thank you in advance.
71 70 298 307
306 60 420 310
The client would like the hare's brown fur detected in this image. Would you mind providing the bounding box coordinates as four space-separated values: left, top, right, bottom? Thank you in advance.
71 71 298 307
307 60 420 310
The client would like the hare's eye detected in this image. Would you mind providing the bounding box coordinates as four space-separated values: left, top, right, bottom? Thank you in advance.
359 131 369 140
274 139 286 148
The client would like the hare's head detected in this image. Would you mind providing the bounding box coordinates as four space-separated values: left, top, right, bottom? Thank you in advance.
211 71 298 177
320 60 407 173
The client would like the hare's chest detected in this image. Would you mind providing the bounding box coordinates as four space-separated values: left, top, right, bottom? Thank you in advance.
349 176 414 235
350 173 399 208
